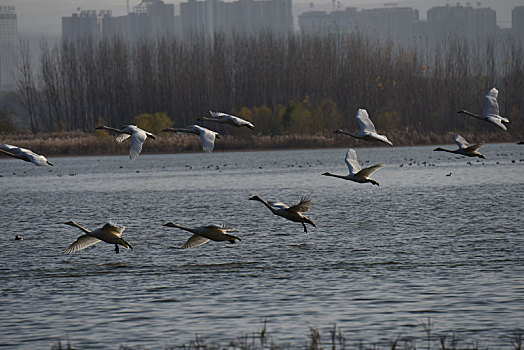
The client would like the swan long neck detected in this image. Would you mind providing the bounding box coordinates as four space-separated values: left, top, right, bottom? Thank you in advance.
66 221 91 233
458 110 479 118
433 147 455 154
165 128 197 135
322 172 348 180
164 222 197 234
335 130 357 138
254 197 277 213
97 125 126 134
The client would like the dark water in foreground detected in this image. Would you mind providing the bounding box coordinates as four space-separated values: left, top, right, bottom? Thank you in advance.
0 144 523 348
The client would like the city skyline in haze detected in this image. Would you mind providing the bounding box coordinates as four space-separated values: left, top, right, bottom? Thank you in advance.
11 0 523 34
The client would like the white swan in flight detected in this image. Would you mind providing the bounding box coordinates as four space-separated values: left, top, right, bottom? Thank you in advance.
457 87 510 130
249 196 316 232
334 109 393 146
198 111 254 130
163 222 241 248
63 221 132 254
322 148 384 186
163 125 220 153
96 125 156 161
433 134 485 159
0 143 53 166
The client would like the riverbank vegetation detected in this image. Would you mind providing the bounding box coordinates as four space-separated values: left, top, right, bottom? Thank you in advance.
12 32 523 144
50 321 523 349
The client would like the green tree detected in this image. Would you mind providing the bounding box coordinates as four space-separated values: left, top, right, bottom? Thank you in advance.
373 107 402 131
310 98 343 132
279 101 313 134
0 109 17 133
251 105 277 135
132 112 173 135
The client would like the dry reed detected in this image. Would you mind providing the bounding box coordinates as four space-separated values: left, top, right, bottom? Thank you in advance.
0 129 519 157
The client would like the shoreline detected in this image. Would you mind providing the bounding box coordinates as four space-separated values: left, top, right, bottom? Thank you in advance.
0 130 521 157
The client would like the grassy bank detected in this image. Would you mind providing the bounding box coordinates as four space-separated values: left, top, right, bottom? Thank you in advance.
1 129 521 157
50 321 523 350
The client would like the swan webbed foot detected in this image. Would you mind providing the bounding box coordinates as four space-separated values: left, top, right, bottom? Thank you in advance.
302 223 308 233
114 244 120 254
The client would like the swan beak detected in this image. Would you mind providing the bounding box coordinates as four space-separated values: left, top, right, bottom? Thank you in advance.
248 196 258 200
47 161 54 166
163 222 176 227
215 134 221 139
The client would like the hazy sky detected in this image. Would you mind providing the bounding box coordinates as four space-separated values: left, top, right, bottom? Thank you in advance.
11 0 522 34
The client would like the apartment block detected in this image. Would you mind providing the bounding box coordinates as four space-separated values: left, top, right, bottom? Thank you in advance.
298 5 418 42
426 4 497 42
0 5 17 88
512 6 524 42
62 0 175 42
179 0 293 36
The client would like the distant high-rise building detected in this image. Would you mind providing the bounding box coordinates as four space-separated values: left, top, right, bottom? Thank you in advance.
62 10 99 41
0 5 17 88
62 0 175 42
298 5 418 42
512 6 524 42
180 0 292 37
427 4 497 42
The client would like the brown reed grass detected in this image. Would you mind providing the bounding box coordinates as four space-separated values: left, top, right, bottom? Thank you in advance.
0 129 519 157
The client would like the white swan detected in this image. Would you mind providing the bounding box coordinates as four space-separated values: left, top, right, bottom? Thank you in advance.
163 125 220 153
249 196 316 232
96 125 156 161
0 143 53 166
163 222 241 248
198 111 254 130
322 148 384 186
63 221 132 254
334 109 393 146
433 134 485 159
457 87 510 130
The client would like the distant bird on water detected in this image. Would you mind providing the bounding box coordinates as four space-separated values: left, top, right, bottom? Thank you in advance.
198 111 254 130
457 87 510 130
433 134 485 159
63 221 132 254
163 125 220 153
334 109 393 146
249 196 316 233
322 148 385 186
163 222 241 249
96 125 155 161
0 143 53 166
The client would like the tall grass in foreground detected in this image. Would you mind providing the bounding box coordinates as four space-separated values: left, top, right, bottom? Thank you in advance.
51 320 523 350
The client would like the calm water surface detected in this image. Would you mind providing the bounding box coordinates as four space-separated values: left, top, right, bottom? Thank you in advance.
0 144 523 348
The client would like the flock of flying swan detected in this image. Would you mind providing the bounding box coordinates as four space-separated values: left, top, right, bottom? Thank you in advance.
2 88 515 253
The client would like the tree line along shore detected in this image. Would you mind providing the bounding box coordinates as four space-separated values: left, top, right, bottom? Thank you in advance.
11 32 523 139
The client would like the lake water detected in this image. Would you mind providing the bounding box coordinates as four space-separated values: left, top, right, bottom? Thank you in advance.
0 144 523 349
